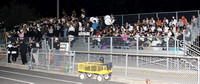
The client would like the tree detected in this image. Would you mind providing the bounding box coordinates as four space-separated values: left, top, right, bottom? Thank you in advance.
0 2 39 30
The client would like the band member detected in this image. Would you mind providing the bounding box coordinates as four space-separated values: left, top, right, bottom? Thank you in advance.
20 41 28 65
7 40 13 63
28 40 36 63
12 41 19 62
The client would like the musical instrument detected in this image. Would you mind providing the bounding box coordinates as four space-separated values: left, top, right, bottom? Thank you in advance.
104 15 115 25
89 17 99 23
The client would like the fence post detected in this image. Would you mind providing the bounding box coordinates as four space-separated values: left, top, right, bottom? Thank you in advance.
88 37 90 62
183 30 186 56
156 13 158 18
166 58 169 70
136 37 139 54
138 14 140 20
125 53 128 79
177 58 179 71
72 51 75 74
175 37 177 56
176 12 178 26
29 48 33 69
177 40 179 56
69 37 71 51
110 37 113 62
6 38 8 65
166 37 169 55
197 57 200 84
51 37 54 49
136 56 138 68
48 49 51 70
36 49 39 69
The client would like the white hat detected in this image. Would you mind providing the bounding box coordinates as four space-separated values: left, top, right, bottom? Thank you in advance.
55 37 58 40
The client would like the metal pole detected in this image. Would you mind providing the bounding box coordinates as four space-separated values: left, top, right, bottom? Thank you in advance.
177 58 179 71
183 30 186 56
110 37 113 62
197 57 200 84
175 37 177 56
36 50 39 69
125 53 128 78
29 49 33 70
48 49 50 70
57 0 59 19
136 37 139 54
177 40 179 56
51 37 54 50
166 58 169 70
136 56 138 68
6 38 8 65
166 37 169 55
156 13 158 18
88 37 90 62
69 37 71 51
138 14 140 20
72 51 75 74
122 15 124 26
198 10 200 28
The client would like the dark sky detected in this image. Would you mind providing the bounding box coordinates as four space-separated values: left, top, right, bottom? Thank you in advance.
1 0 199 17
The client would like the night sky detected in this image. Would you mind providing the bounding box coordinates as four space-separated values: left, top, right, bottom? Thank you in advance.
1 0 199 17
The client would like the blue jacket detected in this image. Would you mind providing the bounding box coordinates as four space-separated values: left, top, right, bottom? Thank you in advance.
92 23 98 30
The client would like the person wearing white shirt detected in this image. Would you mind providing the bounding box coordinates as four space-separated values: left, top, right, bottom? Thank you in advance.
172 16 177 26
143 25 148 32
157 26 162 32
167 30 172 37
164 25 169 33
128 24 133 32
151 17 155 24
151 25 155 32
191 15 196 23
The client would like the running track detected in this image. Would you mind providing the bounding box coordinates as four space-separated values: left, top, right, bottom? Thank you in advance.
0 66 126 84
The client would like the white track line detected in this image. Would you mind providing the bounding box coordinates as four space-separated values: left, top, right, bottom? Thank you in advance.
0 76 34 84
0 70 82 84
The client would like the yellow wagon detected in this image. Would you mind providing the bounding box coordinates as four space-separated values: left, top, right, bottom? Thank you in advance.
78 62 113 82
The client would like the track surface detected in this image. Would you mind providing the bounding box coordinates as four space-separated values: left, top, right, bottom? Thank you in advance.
0 66 126 84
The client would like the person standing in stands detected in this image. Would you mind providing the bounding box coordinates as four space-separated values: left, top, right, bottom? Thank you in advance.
92 20 98 36
19 41 28 65
54 38 60 66
12 41 19 62
7 40 13 63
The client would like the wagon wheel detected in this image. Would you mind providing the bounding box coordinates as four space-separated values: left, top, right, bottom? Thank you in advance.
86 73 93 78
79 73 86 80
96 75 104 82
104 74 111 80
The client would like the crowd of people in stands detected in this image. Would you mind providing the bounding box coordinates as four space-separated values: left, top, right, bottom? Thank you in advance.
3 11 198 64
4 13 196 42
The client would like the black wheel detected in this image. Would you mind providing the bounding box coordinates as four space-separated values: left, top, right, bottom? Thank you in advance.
104 74 111 80
86 73 93 78
96 75 104 82
79 73 86 80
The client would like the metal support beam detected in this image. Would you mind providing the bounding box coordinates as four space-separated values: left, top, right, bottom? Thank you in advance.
125 53 128 78
88 37 90 62
57 0 59 18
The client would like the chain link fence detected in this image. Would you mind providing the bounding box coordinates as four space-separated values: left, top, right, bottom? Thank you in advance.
27 50 200 84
